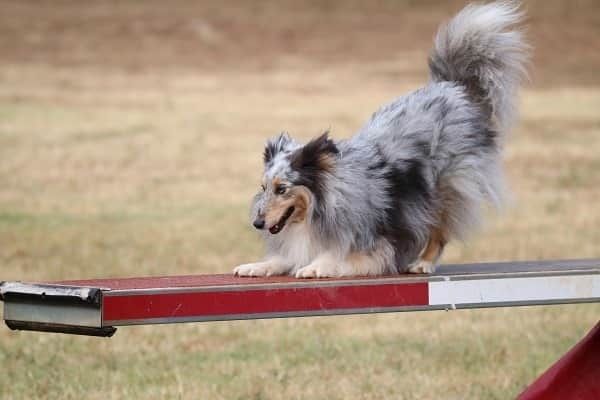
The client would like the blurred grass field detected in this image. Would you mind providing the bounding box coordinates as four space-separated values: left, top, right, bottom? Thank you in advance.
1 1 600 399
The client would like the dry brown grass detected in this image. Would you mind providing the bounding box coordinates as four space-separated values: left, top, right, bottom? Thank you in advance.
1 1 599 399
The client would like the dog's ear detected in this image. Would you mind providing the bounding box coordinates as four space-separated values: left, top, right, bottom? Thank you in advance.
264 132 293 164
291 131 339 174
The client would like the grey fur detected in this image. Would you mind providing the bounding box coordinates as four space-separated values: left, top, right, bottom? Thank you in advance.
239 1 530 276
429 0 530 132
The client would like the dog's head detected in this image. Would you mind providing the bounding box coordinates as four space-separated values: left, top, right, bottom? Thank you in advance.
251 131 338 234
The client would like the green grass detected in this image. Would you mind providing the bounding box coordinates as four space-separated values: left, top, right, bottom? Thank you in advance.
1 308 597 399
1 71 599 399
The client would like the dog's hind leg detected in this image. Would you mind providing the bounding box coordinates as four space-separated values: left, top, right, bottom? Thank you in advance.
295 239 396 278
407 226 447 274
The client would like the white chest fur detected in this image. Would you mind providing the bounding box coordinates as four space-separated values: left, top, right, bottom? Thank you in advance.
266 222 324 272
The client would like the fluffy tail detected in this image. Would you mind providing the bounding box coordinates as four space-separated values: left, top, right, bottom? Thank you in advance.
428 1 529 132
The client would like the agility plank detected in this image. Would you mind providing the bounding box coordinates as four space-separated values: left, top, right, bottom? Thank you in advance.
517 320 600 400
1 259 599 337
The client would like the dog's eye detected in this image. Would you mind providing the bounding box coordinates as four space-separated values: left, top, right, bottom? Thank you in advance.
275 185 287 195
261 184 266 192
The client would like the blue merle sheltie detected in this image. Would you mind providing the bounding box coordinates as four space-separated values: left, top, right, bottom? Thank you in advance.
234 1 529 278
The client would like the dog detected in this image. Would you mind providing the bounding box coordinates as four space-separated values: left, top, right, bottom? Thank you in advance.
234 1 529 278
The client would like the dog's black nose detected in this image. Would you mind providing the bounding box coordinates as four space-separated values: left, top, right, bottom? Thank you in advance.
253 218 265 230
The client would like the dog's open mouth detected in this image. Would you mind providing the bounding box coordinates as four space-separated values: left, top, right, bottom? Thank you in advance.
269 206 295 234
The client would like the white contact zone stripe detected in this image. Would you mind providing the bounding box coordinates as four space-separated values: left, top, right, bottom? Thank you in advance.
428 274 600 306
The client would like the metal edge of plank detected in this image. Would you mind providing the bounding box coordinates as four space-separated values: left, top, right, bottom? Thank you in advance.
5 320 117 337
0 281 103 305
0 281 116 337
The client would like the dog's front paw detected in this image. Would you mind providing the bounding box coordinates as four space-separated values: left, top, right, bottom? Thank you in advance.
233 262 274 277
295 263 338 279
407 259 436 274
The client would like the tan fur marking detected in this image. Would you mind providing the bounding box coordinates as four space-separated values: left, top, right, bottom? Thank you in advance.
420 205 450 265
408 213 450 273
295 239 394 278
290 187 310 223
420 228 445 263
264 197 292 227
344 240 394 276
264 184 312 228
317 153 336 173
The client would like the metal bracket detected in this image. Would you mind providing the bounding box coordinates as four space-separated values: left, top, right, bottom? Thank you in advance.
1 281 116 337
0 281 102 305
5 320 116 337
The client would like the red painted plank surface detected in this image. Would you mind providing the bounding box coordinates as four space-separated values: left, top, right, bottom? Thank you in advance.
63 274 300 290
54 259 600 290
58 259 600 291
103 282 429 322
62 274 404 290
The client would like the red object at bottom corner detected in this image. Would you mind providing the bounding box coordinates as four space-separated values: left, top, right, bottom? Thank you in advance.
517 320 600 400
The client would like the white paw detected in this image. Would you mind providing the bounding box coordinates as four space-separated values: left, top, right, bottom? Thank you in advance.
407 259 436 274
295 263 337 279
233 263 274 277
